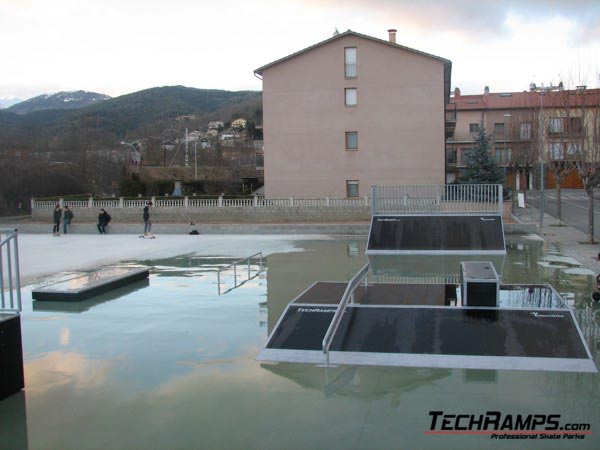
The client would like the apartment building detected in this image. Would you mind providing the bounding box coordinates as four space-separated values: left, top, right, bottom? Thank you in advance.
254 29 452 198
446 85 600 190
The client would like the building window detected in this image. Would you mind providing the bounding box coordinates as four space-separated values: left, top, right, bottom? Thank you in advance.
346 180 359 198
520 122 532 140
345 132 358 150
469 123 480 133
494 123 505 135
494 147 512 165
461 148 475 165
345 47 357 78
345 88 357 106
567 117 583 134
567 142 582 158
446 148 457 164
548 118 564 135
548 142 563 160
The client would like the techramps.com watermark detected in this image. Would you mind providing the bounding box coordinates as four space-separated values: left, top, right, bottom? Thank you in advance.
425 411 591 441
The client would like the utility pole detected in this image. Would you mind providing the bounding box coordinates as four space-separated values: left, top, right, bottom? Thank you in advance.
184 128 189 167
529 82 562 229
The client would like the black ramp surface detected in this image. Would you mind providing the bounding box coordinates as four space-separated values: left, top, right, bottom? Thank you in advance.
267 305 335 350
267 305 589 359
367 215 505 253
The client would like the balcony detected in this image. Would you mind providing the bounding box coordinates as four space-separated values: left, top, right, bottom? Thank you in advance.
445 104 457 138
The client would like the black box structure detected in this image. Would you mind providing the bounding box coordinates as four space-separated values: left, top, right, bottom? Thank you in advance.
0 313 25 400
32 267 149 302
460 261 500 307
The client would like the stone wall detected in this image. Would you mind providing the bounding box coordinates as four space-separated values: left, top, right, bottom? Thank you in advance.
32 205 373 223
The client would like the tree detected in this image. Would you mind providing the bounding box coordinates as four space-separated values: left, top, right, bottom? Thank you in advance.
460 122 504 185
572 86 600 242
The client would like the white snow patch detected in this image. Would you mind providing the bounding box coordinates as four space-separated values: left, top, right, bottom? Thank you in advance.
540 255 581 266
564 267 596 276
521 234 544 241
537 261 567 269
15 234 329 283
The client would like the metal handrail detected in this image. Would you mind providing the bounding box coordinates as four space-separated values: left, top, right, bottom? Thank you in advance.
322 263 370 365
0 229 22 312
217 252 263 295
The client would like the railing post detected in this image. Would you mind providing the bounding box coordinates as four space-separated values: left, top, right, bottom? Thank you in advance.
325 195 330 206
30 197 35 211
364 196 368 206
88 196 93 208
289 196 294 206
119 197 124 208
253 194 258 207
59 198 64 209
218 194 223 207
151 196 156 206
184 196 189 208
371 186 377 216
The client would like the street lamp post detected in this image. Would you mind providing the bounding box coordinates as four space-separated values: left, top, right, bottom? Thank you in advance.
529 82 562 228
503 113 511 187
120 141 142 173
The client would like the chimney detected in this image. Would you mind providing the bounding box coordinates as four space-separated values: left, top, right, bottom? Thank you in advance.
484 86 490 96
388 29 397 44
454 87 461 98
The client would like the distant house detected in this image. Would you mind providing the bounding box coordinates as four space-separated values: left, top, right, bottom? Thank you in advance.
255 29 452 198
231 118 247 130
208 121 224 130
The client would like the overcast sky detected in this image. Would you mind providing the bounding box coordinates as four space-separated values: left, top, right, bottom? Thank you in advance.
1 0 599 100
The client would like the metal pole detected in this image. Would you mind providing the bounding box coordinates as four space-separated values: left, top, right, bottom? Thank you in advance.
7 239 13 309
0 241 5 309
539 91 545 229
194 141 198 180
12 232 21 311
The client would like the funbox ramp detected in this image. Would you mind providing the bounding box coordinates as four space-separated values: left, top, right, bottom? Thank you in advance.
366 214 506 255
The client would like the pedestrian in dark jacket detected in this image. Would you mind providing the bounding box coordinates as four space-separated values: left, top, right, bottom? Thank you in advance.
97 209 111 234
52 204 62 236
143 201 153 235
63 206 74 234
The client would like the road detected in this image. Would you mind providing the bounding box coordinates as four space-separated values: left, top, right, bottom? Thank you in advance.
525 189 600 240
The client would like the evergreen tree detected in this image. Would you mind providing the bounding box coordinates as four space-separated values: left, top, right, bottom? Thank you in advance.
461 122 504 184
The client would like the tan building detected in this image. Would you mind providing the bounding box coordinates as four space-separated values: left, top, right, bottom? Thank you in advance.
254 29 452 198
446 85 600 190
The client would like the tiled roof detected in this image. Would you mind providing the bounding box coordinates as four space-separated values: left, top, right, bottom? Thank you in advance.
448 89 600 111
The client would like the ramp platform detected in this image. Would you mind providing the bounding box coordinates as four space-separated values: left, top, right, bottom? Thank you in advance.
258 282 596 373
32 267 149 302
366 214 506 255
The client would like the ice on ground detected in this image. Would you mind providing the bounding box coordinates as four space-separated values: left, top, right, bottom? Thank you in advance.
540 255 581 266
537 261 568 269
564 268 596 276
15 234 330 283
521 234 544 241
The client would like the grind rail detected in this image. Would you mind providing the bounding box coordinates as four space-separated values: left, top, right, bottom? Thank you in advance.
322 263 370 365
217 252 263 295
0 229 22 312
371 184 502 215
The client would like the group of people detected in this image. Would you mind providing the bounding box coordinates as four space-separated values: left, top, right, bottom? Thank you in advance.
52 205 74 236
51 201 153 236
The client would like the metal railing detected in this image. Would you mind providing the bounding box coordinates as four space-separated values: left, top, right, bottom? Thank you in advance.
0 229 22 313
32 196 371 210
322 263 370 365
217 252 263 295
371 184 502 215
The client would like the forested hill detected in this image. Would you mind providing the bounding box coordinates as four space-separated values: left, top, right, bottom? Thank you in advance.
0 86 262 151
8 90 111 114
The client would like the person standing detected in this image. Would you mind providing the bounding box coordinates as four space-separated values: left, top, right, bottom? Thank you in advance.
97 208 111 234
52 204 62 236
63 205 74 234
143 201 153 236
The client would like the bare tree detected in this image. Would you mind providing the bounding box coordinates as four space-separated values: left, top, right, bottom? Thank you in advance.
572 85 600 242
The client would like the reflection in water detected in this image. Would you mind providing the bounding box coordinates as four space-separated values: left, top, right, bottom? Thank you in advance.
32 279 150 313
261 363 452 403
3 236 599 449
0 391 28 450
